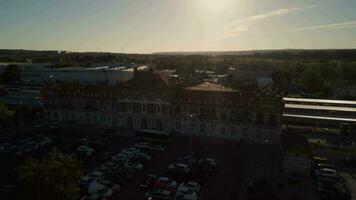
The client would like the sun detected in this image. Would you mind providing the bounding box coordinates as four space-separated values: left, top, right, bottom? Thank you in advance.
198 0 233 14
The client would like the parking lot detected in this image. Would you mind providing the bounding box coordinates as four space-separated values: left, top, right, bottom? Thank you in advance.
0 128 283 200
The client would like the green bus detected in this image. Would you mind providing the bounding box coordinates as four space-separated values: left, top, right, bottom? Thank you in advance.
135 129 170 144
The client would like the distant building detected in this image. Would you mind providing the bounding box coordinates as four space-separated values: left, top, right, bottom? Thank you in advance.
21 65 135 86
282 97 356 134
41 68 283 142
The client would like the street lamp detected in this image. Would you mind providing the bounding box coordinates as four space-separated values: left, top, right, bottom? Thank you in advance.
187 113 197 155
18 101 24 138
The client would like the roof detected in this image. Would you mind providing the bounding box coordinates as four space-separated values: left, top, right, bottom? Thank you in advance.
283 114 356 122
283 97 356 105
281 132 312 158
185 82 234 92
285 103 356 112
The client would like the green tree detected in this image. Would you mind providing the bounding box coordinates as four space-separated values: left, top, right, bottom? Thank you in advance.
17 148 83 200
1 64 20 83
301 68 323 93
0 102 10 126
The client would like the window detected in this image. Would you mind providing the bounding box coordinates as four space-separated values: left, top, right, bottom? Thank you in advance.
256 129 262 138
211 124 215 134
142 103 146 113
231 127 236 136
175 121 181 130
190 122 196 131
175 106 181 114
200 122 205 133
221 127 226 135
242 128 247 138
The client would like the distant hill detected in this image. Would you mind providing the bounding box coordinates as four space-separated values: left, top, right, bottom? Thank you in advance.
153 49 356 56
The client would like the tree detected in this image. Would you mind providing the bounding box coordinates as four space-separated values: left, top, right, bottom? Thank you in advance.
0 102 10 126
1 64 20 83
301 68 323 93
17 148 83 200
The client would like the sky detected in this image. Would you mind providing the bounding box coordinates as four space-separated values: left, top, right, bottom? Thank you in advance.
1 0 356 53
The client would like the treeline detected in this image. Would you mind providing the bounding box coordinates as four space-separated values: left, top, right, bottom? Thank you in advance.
253 49 356 61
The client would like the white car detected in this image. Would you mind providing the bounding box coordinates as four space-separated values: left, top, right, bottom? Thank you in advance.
86 181 114 200
315 168 337 178
136 152 152 160
155 177 178 190
124 162 143 171
168 162 190 173
134 142 151 149
145 189 172 200
90 171 106 182
111 153 130 162
121 147 140 155
174 186 198 200
179 181 200 193
199 158 217 167
77 146 94 156
101 180 120 192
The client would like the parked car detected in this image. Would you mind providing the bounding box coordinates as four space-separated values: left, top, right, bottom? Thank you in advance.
134 142 151 149
178 182 200 193
77 146 94 157
174 186 197 200
100 152 114 161
90 171 106 182
317 180 335 192
168 162 190 173
315 163 335 170
101 180 120 192
155 177 178 192
140 174 157 189
145 189 172 200
124 161 143 171
86 181 114 200
121 147 140 155
150 145 166 151
343 156 356 167
315 168 338 179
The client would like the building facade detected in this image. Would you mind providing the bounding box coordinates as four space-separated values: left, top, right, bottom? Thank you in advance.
41 68 282 142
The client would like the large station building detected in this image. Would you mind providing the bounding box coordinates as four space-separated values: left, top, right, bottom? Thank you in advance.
41 67 282 142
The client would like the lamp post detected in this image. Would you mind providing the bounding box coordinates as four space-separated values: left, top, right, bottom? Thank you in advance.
18 101 24 138
187 113 196 155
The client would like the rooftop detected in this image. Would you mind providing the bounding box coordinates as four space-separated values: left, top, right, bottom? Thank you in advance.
185 82 234 92
283 97 356 105
285 103 356 112
283 114 356 122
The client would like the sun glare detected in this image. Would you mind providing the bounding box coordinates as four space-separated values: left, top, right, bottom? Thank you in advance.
198 0 233 14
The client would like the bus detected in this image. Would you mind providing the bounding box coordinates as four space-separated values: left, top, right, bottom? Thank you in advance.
135 129 170 144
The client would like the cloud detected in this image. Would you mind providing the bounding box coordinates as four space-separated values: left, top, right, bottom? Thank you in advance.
281 20 356 32
223 4 317 39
